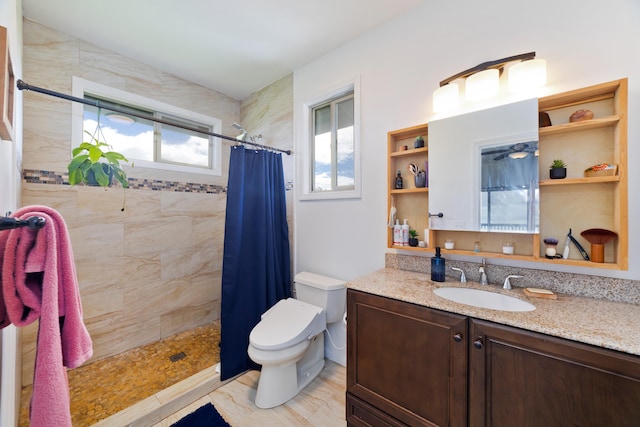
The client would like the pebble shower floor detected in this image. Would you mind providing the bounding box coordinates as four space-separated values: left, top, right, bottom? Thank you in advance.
19 323 220 427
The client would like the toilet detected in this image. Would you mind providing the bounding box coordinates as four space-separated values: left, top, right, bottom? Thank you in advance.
248 271 346 409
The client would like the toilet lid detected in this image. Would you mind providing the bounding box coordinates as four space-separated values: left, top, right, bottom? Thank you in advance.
250 298 325 351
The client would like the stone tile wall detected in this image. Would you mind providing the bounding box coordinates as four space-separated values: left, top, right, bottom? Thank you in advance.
19 20 290 386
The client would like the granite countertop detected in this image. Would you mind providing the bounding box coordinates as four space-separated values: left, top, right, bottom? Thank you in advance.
347 268 640 357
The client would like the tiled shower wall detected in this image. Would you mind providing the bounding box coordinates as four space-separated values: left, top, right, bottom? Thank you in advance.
20 19 294 385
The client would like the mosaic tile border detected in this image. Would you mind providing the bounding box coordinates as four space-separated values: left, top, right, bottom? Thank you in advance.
22 169 227 194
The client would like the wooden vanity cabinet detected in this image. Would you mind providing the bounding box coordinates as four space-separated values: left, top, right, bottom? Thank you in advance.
346 289 468 427
469 319 640 427
347 290 640 427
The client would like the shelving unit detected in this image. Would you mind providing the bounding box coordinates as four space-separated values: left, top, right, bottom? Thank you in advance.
387 124 429 250
386 78 628 270
537 78 627 269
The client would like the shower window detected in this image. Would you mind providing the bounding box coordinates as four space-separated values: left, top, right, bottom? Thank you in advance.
311 92 355 193
73 77 222 176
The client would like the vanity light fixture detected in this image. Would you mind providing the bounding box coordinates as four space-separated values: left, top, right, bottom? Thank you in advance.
509 59 547 93
432 83 460 113
465 68 500 102
432 52 546 113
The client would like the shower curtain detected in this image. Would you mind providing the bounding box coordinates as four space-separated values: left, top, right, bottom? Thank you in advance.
220 146 291 381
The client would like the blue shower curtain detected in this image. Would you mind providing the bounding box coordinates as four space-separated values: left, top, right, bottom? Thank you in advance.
220 146 291 381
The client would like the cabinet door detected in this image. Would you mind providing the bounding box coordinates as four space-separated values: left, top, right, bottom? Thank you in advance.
347 289 468 427
469 319 640 427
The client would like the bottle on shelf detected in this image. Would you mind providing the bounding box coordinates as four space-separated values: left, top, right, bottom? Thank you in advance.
393 219 402 246
402 219 410 246
395 170 403 189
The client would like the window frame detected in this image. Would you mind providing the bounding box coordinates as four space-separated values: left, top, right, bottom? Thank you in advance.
71 77 222 176
299 76 361 201
311 92 355 193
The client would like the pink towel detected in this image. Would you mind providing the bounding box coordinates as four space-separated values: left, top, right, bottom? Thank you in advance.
0 205 93 427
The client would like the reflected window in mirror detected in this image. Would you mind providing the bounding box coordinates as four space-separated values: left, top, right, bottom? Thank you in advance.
480 141 539 233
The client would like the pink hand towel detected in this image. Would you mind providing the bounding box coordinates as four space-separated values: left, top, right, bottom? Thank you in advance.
0 206 93 427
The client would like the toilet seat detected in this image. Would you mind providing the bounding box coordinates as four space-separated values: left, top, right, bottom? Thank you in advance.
250 298 326 351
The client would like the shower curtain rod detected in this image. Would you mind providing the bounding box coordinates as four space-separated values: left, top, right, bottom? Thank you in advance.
16 79 292 155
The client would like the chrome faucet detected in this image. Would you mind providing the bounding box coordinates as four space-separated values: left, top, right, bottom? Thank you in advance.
451 267 466 283
503 274 524 290
478 258 488 285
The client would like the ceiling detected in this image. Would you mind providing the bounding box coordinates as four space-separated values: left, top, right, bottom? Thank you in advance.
22 0 426 100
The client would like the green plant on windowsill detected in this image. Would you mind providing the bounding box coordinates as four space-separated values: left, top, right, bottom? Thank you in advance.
67 130 129 187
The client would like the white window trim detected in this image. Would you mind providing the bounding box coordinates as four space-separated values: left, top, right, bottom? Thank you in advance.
71 77 222 176
299 75 361 200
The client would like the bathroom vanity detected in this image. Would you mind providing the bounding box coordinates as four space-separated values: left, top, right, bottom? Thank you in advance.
345 269 640 427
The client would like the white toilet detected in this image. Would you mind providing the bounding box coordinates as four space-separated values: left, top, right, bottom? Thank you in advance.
248 271 346 409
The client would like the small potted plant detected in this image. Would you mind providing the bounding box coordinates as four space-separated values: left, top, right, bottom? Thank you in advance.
414 135 425 149
549 159 567 180
68 130 129 187
408 229 419 247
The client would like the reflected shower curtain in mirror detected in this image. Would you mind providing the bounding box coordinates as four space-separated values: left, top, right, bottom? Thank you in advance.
220 146 291 381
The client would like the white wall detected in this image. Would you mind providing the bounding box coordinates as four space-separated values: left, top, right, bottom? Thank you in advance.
294 0 640 281
1 0 23 425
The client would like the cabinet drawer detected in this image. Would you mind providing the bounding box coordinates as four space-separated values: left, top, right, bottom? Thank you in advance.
347 393 407 427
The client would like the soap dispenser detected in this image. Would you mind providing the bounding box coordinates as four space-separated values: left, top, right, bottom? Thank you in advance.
431 246 446 282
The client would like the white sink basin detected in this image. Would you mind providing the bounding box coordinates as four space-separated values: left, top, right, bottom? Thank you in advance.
433 287 536 312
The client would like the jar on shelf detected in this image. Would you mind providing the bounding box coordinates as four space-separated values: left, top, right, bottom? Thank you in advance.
502 242 514 255
543 237 559 257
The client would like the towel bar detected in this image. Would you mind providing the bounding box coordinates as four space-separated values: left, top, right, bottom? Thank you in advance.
0 215 46 231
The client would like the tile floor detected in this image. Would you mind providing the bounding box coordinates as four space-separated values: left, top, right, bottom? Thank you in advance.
18 322 220 427
155 360 347 427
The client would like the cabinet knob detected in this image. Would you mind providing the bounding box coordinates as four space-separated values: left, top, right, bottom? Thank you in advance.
453 333 463 342
473 338 484 349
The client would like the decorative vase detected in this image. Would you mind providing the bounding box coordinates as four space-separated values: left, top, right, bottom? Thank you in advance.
414 171 426 188
550 167 566 179
414 138 424 149
408 238 419 247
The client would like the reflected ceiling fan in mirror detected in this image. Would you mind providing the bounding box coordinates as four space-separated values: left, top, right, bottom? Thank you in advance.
482 142 538 160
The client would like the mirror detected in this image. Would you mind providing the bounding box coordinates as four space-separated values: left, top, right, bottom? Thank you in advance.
428 98 539 233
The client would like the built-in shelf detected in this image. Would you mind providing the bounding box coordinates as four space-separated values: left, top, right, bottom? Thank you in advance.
389 146 429 157
539 175 620 186
538 115 619 136
390 187 429 194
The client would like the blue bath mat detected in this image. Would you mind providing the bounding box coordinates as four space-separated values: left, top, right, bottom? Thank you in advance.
171 402 231 427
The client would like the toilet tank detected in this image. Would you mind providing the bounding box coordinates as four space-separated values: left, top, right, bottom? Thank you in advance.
294 272 346 323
